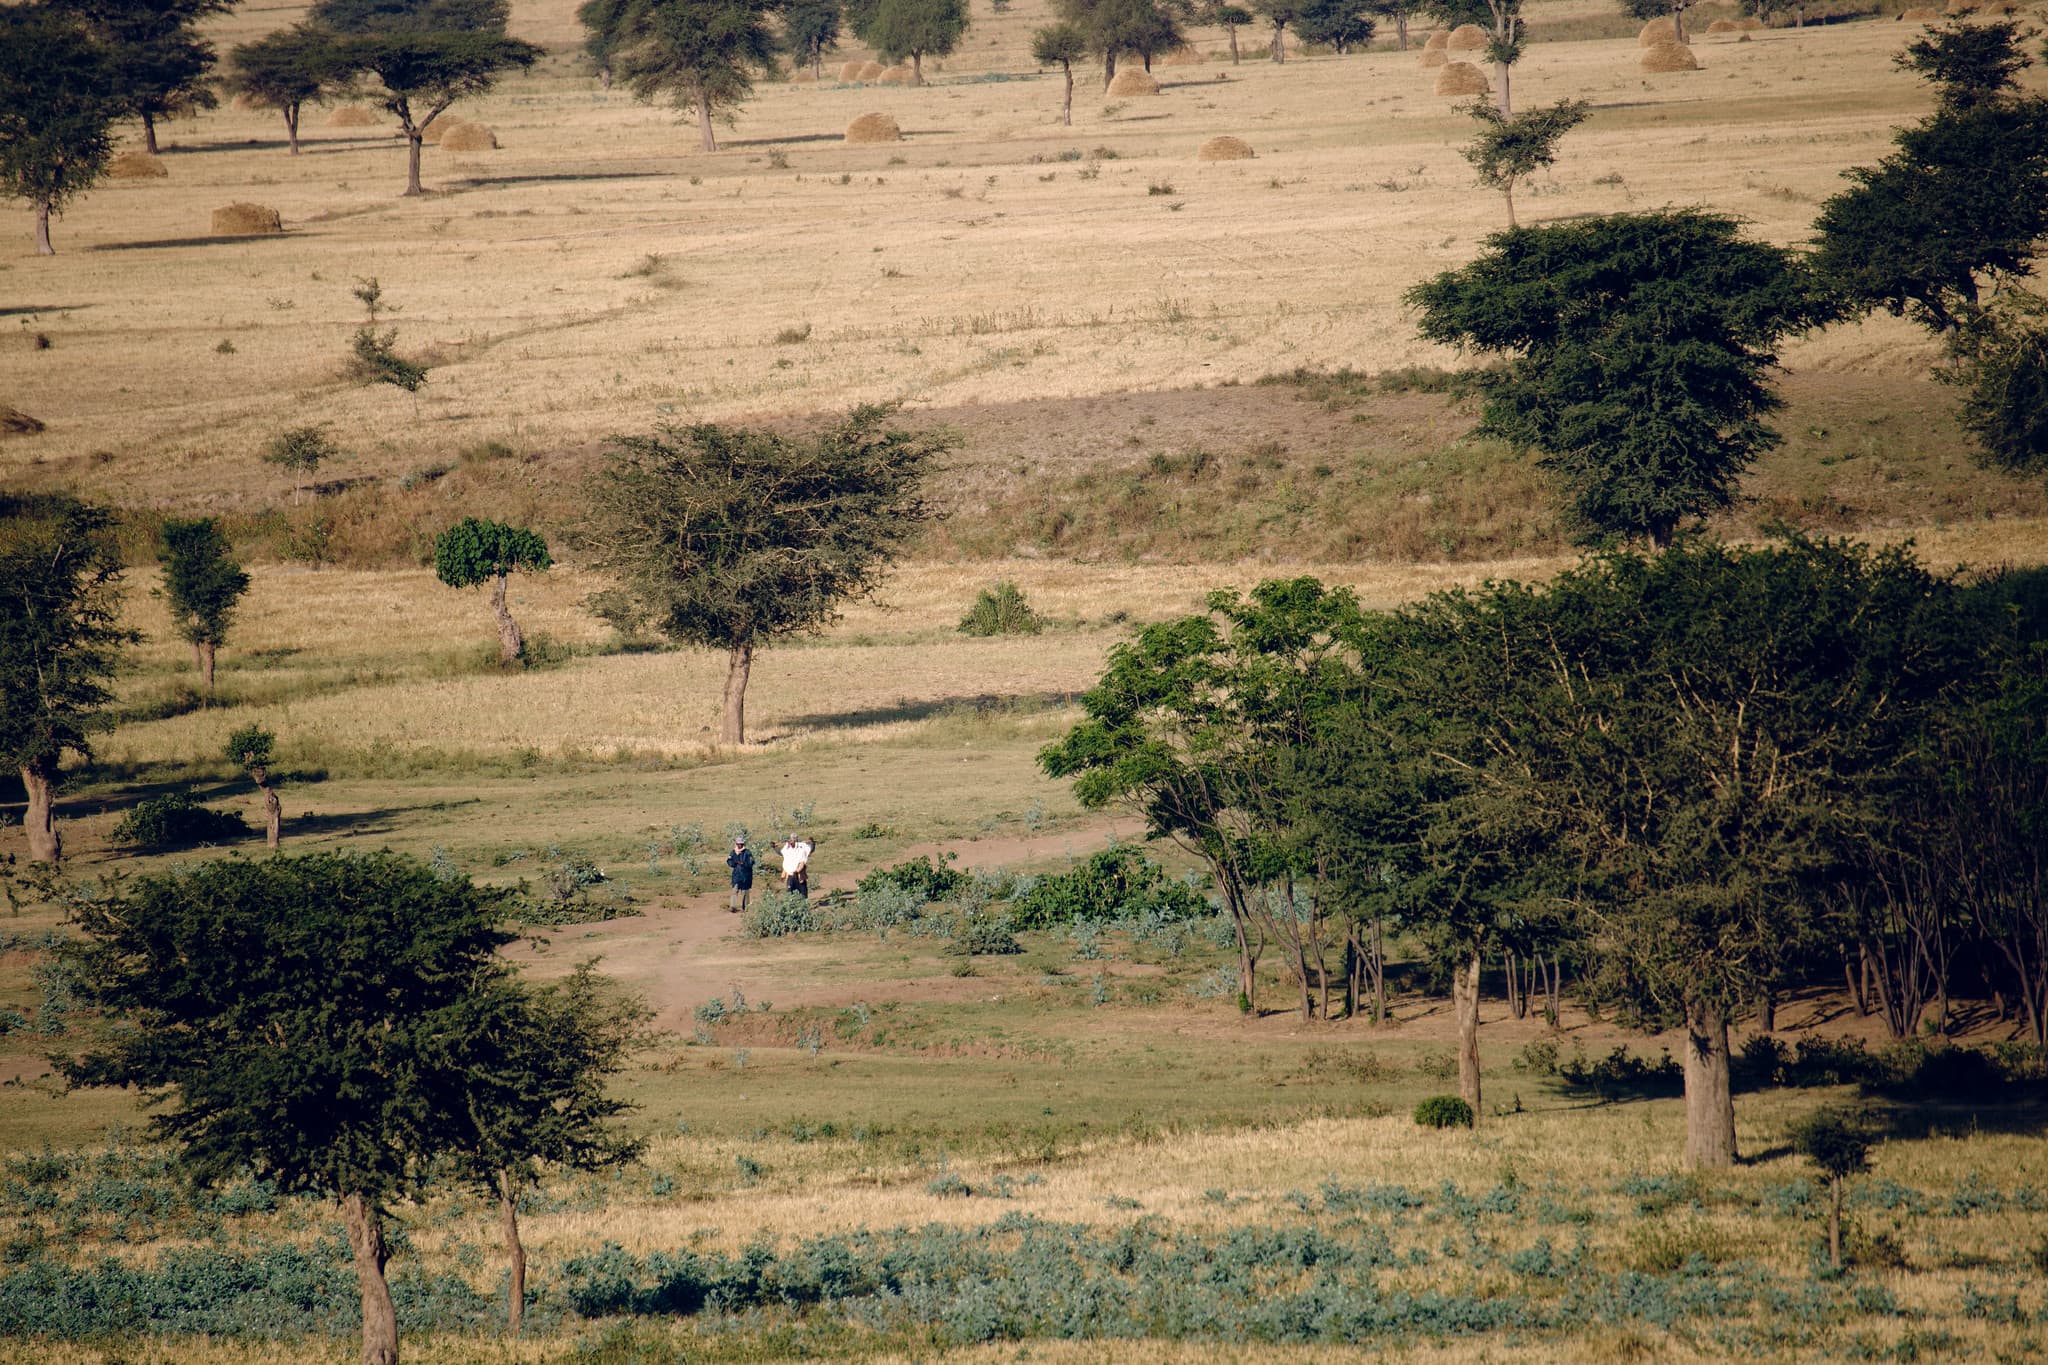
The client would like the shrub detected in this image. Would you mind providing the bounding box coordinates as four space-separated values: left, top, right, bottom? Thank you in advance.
741 891 819 938
1558 1045 1683 1101
1414 1096 1474 1129
1008 847 1205 929
856 854 970 903
347 327 427 392
1414 1050 1461 1081
947 913 1022 956
109 794 248 850
958 581 1044 636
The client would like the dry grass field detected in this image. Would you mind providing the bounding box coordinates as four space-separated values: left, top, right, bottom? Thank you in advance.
4 2 2048 1361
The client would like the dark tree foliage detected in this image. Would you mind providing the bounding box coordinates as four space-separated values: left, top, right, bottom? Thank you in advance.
1364 0 1420 49
433 516 552 665
0 6 121 255
1896 16 2033 112
0 494 131 864
608 0 780 152
576 0 634 84
782 0 843 81
311 0 541 194
1951 302 2048 476
1032 21 1088 126
158 516 250 690
58 1 232 155
1295 0 1374 54
580 404 948 745
1056 0 1182 87
228 24 347 155
224 723 283 849
1408 209 1837 547
1458 95 1588 228
853 0 970 84
59 852 516 1365
1791 1107 1872 1268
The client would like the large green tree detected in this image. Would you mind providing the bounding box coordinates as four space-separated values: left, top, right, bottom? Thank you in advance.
852 0 970 85
1295 0 1374 55
0 494 131 864
0 5 121 255
59 852 529 1365
313 0 542 195
433 516 552 665
228 23 348 155
576 0 634 85
158 516 251 690
605 0 779 152
59 0 233 156
580 405 948 745
1408 209 1837 547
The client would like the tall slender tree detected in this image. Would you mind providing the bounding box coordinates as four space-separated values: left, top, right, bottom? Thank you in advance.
433 517 552 666
158 516 251 690
1457 96 1588 229
0 6 121 255
783 0 844 81
1425 0 1522 114
1033 22 1088 126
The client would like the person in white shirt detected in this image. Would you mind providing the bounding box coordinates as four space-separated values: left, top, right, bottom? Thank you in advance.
779 837 813 899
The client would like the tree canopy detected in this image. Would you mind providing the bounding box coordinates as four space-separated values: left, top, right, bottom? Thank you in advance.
1457 96 1588 228
606 0 780 152
227 24 346 154
158 517 250 690
580 404 949 744
1032 21 1088 125
433 517 552 664
782 0 844 81
0 5 122 255
852 0 970 83
58 0 232 155
1408 209 1837 547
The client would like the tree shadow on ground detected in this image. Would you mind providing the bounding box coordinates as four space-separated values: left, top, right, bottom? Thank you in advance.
777 689 1074 732
444 171 672 190
722 133 858 148
0 303 89 318
88 233 316 252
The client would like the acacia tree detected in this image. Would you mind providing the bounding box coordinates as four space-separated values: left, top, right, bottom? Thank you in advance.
432 963 649 1334
1408 210 1838 547
854 0 970 85
313 0 542 195
1425 0 1523 114
0 495 130 865
580 405 948 745
783 0 844 81
228 24 347 155
60 852 520 1365
0 6 121 255
63 0 233 156
1058 0 1182 88
1792 1110 1872 1271
158 517 250 691
607 0 779 152
1297 0 1375 55
1458 96 1587 228
433 517 552 665
1032 22 1088 126
224 724 284 849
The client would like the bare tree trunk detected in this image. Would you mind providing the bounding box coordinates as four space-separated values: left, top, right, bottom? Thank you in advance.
489 571 523 666
20 764 60 864
1454 952 1482 1120
1847 946 1869 1016
695 84 716 151
1229 27 1241 64
1062 66 1073 125
1372 920 1386 1024
912 52 924 86
498 1171 526 1335
1395 14 1409 49
599 64 613 89
1270 22 1285 63
286 103 302 154
197 640 217 690
1547 953 1562 1025
1503 179 1518 230
1672 1 1688 44
1496 62 1512 118
33 200 53 256
340 1193 400 1365
1103 51 1116 91
1756 985 1776 1034
405 130 424 196
1681 996 1737 1169
143 110 159 155
1343 929 1360 1020
255 773 281 850
813 47 823 81
720 640 753 745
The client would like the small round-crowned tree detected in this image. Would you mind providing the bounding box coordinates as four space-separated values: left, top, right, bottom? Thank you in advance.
1791 1108 1873 1270
433 517 552 665
225 722 283 849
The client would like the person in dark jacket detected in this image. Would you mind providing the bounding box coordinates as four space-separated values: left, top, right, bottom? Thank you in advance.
727 836 754 913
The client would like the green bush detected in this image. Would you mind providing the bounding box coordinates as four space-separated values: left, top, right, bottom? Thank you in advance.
855 853 970 903
1413 1095 1475 1129
1009 846 1205 929
946 913 1022 957
110 794 248 850
958 581 1044 636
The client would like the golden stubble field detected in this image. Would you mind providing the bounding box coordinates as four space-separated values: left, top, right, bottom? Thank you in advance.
5 0 2032 508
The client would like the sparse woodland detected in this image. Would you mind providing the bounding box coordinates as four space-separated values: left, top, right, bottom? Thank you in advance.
2 3 2047 1361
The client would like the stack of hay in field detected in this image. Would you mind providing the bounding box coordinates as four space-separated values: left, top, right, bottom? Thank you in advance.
421 118 456 143
1420 29 1450 67
229 92 268 112
1447 23 1488 51
328 104 377 126
838 60 865 81
108 151 168 180
1706 18 1741 33
878 64 914 84
1641 40 1700 71
1435 60 1490 95
790 68 817 84
1107 68 1161 95
1638 17 1680 44
857 60 885 80
211 203 282 235
1197 135 1254 160
845 111 902 143
441 122 498 150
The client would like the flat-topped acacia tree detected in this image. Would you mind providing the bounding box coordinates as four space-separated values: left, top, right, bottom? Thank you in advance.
852 0 970 85
433 517 552 666
580 405 948 746
228 23 347 155
602 0 779 153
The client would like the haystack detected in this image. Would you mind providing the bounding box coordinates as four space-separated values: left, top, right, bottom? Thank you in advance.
838 60 865 81
1639 18 1681 44
1419 49 1448 68
1739 16 1763 27
108 151 168 180
1640 40 1700 72
210 203 282 235
1424 30 1449 50
0 406 45 438
1900 5 1940 16
1447 23 1488 50
877 64 914 84
441 122 499 151
328 104 377 127
1197 135 1254 161
857 60 885 80
421 118 460 144
1106 68 1161 96
1706 18 1741 33
1434 61 1490 96
845 111 902 143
